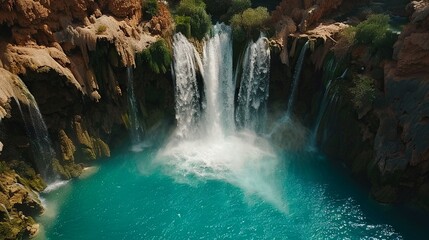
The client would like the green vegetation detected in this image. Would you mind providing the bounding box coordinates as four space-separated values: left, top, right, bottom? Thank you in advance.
175 0 211 40
230 7 270 41
143 0 159 19
333 14 397 59
175 15 192 37
96 25 107 35
355 14 390 48
140 39 172 74
349 74 376 110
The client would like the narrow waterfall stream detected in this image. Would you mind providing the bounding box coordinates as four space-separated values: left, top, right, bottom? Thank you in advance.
127 67 144 146
236 34 271 133
286 41 309 117
3 74 57 181
310 67 348 148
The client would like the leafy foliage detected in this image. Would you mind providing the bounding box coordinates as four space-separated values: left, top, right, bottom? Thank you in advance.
140 39 172 74
143 0 159 19
230 7 270 41
355 14 389 47
176 0 211 39
349 74 376 110
333 14 397 58
175 15 192 38
354 14 396 56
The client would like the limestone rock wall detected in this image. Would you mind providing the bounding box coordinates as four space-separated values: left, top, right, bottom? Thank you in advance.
0 1 175 237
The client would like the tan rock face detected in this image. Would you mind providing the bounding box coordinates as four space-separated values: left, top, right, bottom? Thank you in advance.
271 0 351 65
106 0 141 18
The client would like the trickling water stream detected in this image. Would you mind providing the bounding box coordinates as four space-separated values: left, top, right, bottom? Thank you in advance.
286 41 309 117
3 74 57 181
127 67 144 145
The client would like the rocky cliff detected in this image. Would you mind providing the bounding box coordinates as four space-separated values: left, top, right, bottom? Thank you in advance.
279 0 429 210
374 0 429 208
0 0 174 238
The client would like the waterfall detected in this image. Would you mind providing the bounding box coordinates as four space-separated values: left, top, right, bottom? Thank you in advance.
310 68 348 148
27 102 56 181
172 33 203 138
236 34 271 133
309 79 334 148
158 25 286 212
286 41 309 117
202 23 235 136
14 93 55 182
126 67 143 144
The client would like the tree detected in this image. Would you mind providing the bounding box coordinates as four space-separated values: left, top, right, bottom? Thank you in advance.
230 7 270 41
176 0 212 39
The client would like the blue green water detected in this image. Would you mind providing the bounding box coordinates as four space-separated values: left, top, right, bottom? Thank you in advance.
38 147 428 239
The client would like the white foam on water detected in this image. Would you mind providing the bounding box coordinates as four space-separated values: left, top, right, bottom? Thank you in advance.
43 180 69 193
156 131 288 213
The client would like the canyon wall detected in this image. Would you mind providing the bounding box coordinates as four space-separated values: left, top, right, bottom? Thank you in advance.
276 0 429 210
0 0 174 238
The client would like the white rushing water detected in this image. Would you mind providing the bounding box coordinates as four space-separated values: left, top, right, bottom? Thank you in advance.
236 34 271 133
156 24 287 212
171 33 203 139
286 41 309 117
203 24 235 136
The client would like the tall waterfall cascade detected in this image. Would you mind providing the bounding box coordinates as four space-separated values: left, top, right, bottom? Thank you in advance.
126 67 144 145
286 41 309 117
158 24 286 212
236 34 271 133
171 33 203 139
203 24 235 136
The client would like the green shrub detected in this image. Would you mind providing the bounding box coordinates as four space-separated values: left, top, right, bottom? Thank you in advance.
176 0 211 39
140 39 172 74
144 0 159 19
96 25 107 35
230 7 270 41
175 15 192 38
355 14 394 51
349 74 376 109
